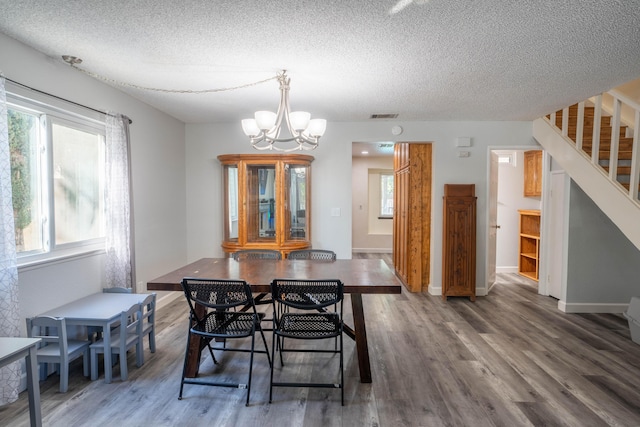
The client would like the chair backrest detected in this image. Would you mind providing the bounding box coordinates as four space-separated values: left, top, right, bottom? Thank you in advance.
271 279 344 311
103 287 132 293
27 315 68 353
287 249 336 261
119 303 142 342
232 249 282 260
140 293 156 327
181 278 254 320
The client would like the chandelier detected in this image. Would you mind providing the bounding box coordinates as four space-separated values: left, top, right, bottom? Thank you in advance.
241 70 326 152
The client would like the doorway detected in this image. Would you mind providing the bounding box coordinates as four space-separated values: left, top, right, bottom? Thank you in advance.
487 149 543 293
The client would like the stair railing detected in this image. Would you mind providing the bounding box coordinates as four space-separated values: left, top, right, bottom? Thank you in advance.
546 90 640 204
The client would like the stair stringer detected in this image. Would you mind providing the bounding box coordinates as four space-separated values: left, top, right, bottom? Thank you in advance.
533 117 640 252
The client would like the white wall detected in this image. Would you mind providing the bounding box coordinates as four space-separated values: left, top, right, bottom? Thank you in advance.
1 33 188 324
185 120 536 295
352 156 393 252
496 150 542 272
565 180 640 311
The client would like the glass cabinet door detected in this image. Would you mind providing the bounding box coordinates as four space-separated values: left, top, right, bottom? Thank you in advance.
286 163 309 240
246 164 276 242
223 164 239 242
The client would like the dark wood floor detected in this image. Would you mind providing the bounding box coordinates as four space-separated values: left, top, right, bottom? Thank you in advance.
2 253 640 426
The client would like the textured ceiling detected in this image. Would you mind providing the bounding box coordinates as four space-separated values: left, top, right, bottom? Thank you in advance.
1 0 639 124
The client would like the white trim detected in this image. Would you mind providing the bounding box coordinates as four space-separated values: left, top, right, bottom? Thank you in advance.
351 248 392 253
558 301 628 313
496 266 518 274
156 291 181 310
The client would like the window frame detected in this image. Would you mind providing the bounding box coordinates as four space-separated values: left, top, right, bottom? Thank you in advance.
378 172 394 219
6 91 107 268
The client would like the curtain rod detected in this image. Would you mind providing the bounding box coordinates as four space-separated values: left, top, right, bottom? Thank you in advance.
3 76 132 124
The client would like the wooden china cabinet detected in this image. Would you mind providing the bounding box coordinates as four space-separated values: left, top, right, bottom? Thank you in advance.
218 154 313 258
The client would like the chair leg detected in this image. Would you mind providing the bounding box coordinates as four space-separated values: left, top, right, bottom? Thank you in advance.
340 331 344 406
246 333 256 407
120 348 128 381
178 330 192 400
82 350 89 377
90 349 99 381
59 361 69 393
136 340 144 367
149 330 156 353
269 331 276 403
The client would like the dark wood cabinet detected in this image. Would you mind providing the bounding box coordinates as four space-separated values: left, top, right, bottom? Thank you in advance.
393 143 432 292
442 184 476 301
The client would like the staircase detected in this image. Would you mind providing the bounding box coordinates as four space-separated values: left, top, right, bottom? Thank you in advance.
532 90 640 251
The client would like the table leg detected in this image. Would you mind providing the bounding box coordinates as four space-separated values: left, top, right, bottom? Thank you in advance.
185 303 206 378
25 345 42 427
103 322 112 383
350 293 372 383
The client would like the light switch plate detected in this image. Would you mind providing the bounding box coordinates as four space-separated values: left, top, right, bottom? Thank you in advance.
331 208 341 217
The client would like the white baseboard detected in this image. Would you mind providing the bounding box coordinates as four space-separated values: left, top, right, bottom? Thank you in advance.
156 291 181 310
496 266 518 274
428 284 486 298
558 301 628 313
352 248 392 253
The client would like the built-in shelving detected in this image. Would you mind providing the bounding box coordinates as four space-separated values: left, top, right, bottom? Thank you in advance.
518 209 541 281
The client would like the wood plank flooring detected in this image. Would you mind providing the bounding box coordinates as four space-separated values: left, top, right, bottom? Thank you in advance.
2 253 640 426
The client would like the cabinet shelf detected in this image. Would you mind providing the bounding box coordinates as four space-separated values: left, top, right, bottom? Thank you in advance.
518 209 541 281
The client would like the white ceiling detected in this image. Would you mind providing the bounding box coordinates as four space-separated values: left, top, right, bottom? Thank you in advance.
1 0 640 125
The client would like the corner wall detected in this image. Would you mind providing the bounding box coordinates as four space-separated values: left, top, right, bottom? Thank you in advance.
1 33 188 323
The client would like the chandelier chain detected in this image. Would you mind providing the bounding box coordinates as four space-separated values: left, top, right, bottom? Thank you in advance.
69 63 278 94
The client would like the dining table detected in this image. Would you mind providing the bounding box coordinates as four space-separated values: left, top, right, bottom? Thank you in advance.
0 337 42 427
37 292 151 383
147 257 402 383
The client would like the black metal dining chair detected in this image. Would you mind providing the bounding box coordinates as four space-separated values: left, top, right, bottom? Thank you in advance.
269 278 344 405
287 249 336 260
232 249 282 260
179 278 271 406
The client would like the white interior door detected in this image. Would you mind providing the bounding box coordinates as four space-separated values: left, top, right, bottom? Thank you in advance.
547 171 566 299
487 151 499 289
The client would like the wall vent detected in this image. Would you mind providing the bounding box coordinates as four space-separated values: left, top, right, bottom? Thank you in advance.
370 113 399 119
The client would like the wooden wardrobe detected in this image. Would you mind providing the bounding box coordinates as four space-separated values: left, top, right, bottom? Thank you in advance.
393 142 432 292
441 184 476 301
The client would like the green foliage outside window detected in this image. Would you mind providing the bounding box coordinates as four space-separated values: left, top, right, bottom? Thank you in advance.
8 110 34 250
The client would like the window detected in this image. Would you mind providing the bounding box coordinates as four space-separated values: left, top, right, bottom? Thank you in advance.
8 96 106 264
379 173 394 218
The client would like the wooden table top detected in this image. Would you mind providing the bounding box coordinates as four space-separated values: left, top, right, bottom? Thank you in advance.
147 258 403 295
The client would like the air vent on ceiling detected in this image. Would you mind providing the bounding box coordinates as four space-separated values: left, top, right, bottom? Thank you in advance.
370 113 399 119
379 143 394 148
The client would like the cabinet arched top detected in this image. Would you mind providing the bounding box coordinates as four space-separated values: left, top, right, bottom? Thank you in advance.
217 153 314 164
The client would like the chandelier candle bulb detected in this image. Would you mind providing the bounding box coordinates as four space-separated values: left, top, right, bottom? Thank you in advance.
289 111 311 131
241 119 260 137
307 119 327 137
255 111 277 130
241 70 326 152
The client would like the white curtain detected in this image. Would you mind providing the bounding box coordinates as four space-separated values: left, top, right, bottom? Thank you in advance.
0 77 21 404
105 113 135 290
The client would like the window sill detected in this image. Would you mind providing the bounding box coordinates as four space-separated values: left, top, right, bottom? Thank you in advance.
17 248 105 272
378 216 393 220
